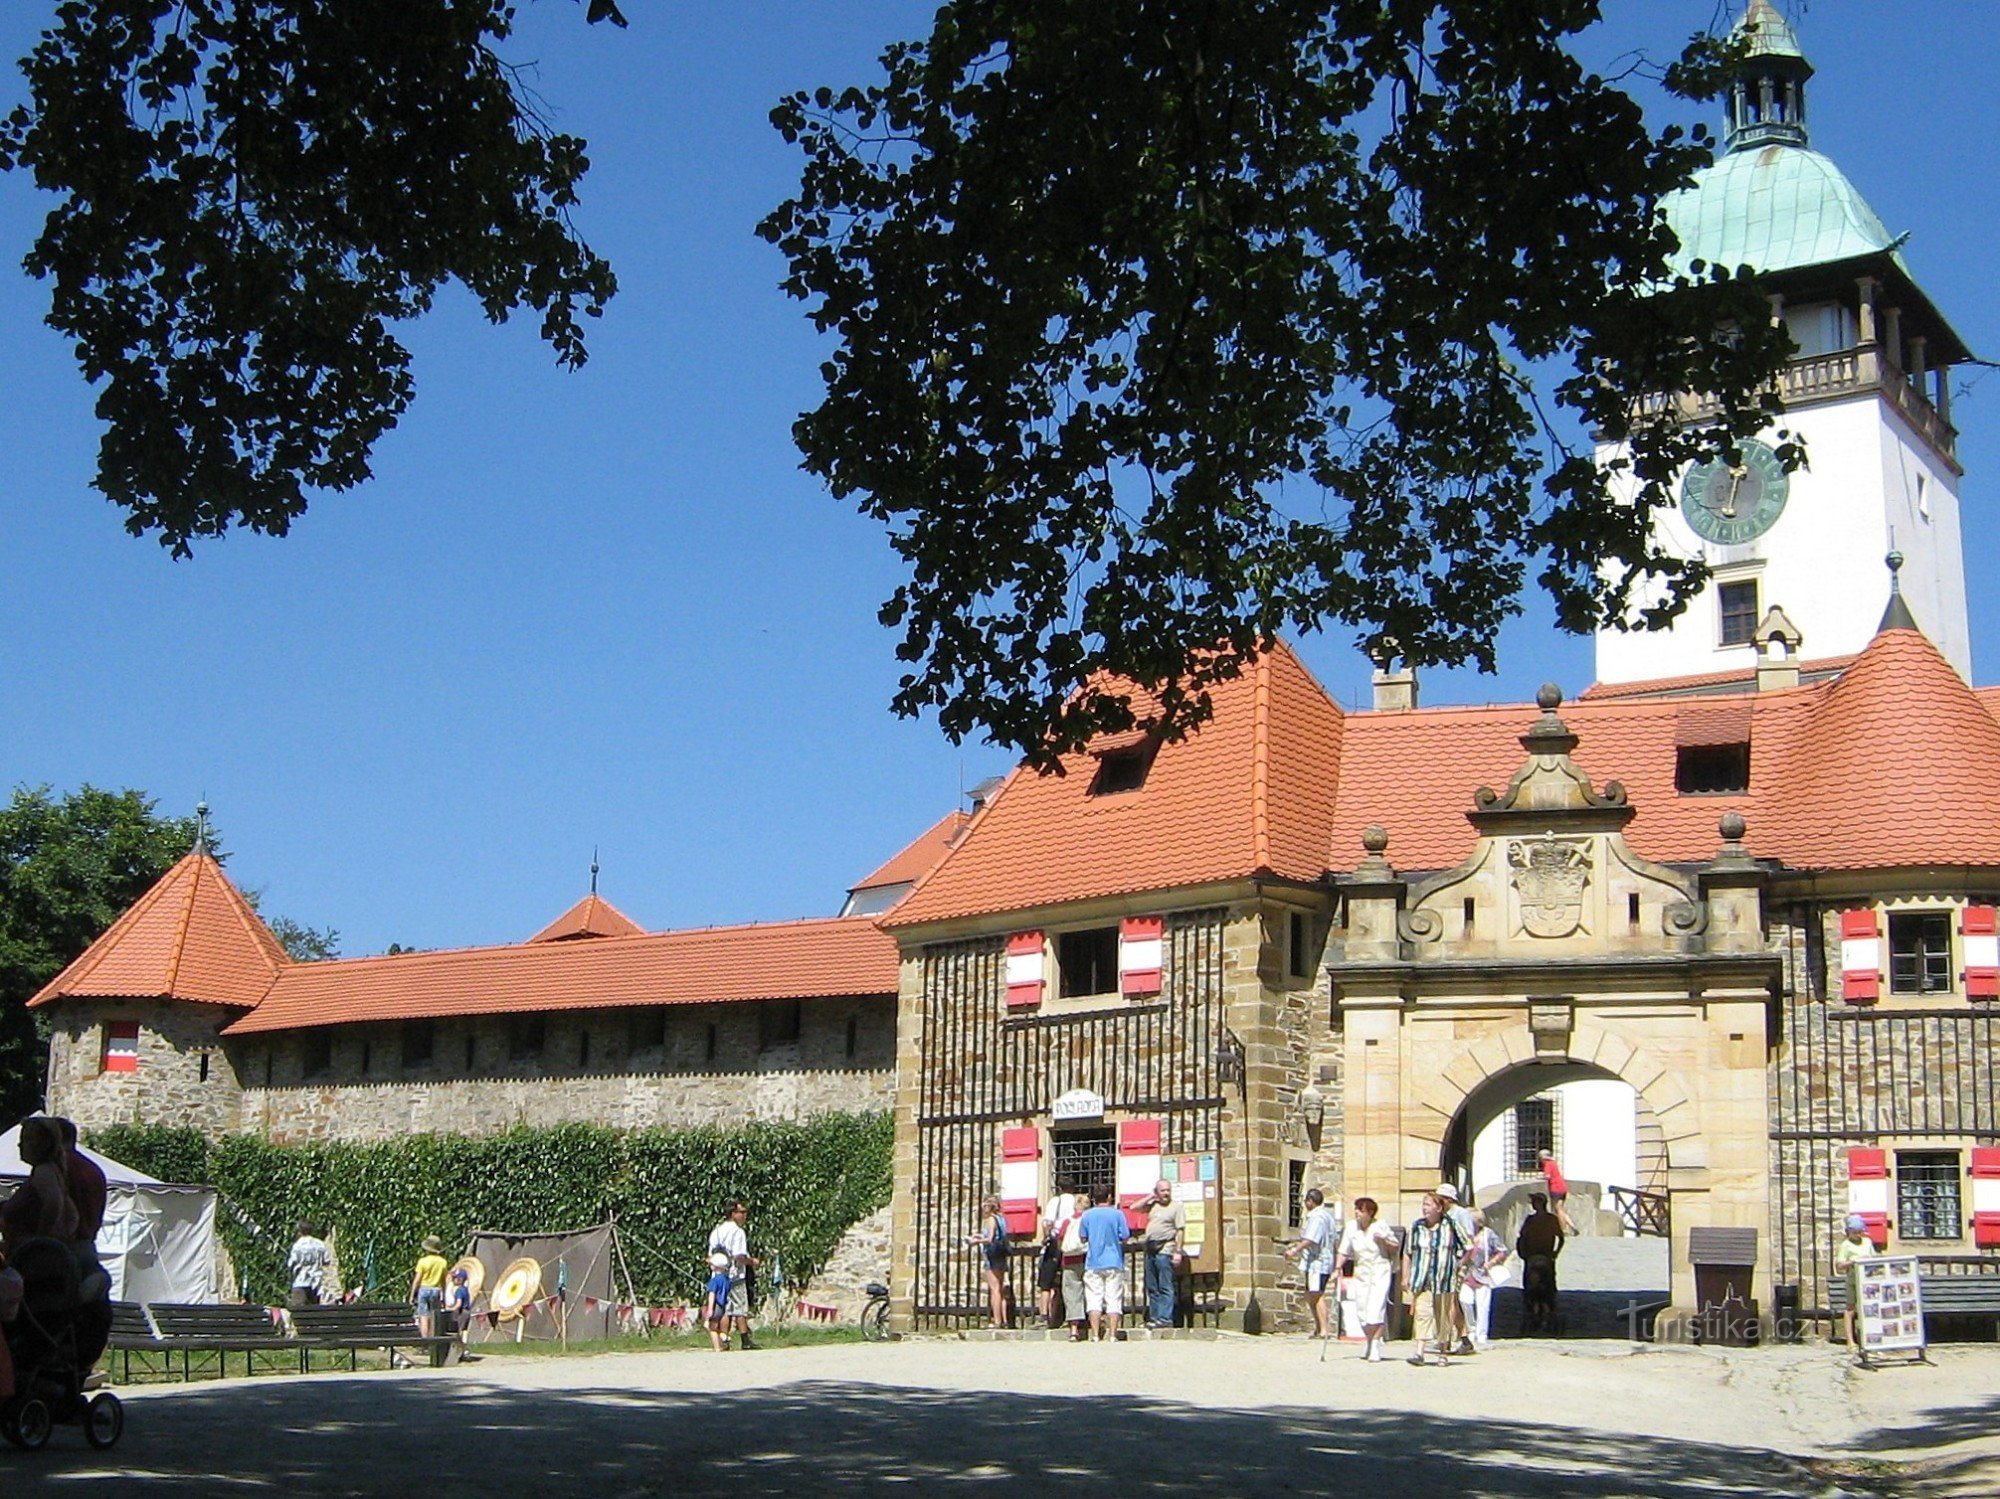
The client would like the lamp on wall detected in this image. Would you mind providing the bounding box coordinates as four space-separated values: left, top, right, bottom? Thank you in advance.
1216 1028 1246 1092
1299 1084 1326 1127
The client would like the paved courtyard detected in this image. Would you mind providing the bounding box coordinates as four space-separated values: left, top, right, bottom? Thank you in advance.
4 1334 1995 1497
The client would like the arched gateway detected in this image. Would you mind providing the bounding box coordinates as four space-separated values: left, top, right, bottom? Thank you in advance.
1330 688 1777 1317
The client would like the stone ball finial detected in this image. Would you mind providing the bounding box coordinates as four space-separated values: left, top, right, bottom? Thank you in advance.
1719 812 1747 843
1361 825 1389 854
1535 683 1563 712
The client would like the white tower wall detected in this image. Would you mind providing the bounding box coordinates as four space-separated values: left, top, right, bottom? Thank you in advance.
1594 392 1968 685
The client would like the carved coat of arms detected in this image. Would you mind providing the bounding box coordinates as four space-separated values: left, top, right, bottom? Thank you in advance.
1509 837 1592 938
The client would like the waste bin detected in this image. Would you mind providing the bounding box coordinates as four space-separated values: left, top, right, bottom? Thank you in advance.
1688 1226 1759 1347
1772 1282 1803 1344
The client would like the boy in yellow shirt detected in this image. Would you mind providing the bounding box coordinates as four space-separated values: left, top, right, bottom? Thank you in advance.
411 1236 449 1338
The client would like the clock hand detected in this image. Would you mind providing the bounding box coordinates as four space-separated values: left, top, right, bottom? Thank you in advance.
1721 465 1745 519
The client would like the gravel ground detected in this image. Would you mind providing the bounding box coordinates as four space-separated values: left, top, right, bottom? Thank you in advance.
4 1334 1995 1497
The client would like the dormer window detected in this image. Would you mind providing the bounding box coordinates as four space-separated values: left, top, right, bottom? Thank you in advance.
1676 743 1750 795
1090 745 1152 795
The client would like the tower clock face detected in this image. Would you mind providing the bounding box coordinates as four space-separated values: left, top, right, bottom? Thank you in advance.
1679 438 1789 545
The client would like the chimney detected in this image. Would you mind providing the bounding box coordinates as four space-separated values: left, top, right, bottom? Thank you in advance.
1753 605 1803 691
1371 662 1418 712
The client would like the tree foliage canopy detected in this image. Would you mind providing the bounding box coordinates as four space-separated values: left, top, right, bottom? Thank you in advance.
0 784 202 1121
3 3 1797 763
0 0 620 555
764 0 1793 762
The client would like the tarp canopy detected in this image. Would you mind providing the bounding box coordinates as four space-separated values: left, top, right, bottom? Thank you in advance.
0 1123 159 1187
463 1222 623 1341
1 1123 221 1304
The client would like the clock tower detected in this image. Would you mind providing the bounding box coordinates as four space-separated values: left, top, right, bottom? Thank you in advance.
1594 1 1973 686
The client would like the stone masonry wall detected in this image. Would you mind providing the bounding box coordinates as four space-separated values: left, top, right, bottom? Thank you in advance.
1769 901 2000 1314
45 1000 246 1137
47 994 893 1146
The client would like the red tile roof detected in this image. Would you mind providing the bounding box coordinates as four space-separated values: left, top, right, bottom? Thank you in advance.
894 622 2000 918
224 916 898 1034
1750 628 2000 870
1326 689 1813 872
1580 655 1858 700
848 811 971 895
887 642 1345 927
29 852 289 1010
529 893 645 943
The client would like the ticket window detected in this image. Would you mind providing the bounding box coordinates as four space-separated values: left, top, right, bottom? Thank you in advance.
1051 1126 1117 1202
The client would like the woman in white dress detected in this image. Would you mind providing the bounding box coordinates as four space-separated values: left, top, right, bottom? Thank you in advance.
1335 1196 1399 1362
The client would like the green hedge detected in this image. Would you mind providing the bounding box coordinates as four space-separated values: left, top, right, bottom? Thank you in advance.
91 1113 891 1307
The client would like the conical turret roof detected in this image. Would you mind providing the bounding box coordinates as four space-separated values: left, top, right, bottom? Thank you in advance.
29 851 289 1009
529 892 645 943
1759 628 2000 869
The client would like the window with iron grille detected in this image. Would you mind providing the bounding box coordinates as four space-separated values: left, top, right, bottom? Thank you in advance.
1512 1097 1557 1176
1287 1159 1307 1230
1896 1151 1962 1240
1889 913 1951 994
1050 1127 1116 1203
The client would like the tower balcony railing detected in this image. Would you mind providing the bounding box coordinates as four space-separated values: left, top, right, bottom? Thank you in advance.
1627 342 1958 467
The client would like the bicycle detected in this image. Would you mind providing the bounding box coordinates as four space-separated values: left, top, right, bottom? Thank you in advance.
861 1282 893 1342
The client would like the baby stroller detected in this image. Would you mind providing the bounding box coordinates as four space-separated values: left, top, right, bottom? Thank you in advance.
1 1236 123 1451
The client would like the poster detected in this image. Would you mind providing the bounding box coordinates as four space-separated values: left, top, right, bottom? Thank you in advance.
1853 1254 1926 1355
1162 1151 1221 1274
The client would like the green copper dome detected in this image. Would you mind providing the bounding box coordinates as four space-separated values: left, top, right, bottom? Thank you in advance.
1662 3 1902 280
1661 143 1901 280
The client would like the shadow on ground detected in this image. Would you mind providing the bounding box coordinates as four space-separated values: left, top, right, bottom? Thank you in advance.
2 1376 1828 1498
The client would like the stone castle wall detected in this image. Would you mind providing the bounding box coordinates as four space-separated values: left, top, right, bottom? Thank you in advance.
44 994 895 1145
45 1001 246 1137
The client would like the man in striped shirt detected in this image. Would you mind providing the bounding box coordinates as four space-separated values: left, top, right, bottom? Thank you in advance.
1401 1192 1470 1366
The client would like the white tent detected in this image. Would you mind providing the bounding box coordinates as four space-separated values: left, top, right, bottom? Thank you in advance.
0 1123 222 1304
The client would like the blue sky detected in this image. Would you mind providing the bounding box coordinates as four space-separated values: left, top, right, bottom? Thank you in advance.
2 2 1995 956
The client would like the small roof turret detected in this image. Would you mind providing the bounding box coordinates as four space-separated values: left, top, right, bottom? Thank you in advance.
1725 1 1812 153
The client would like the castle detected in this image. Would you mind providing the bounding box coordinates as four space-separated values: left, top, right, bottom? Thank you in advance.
29 4 1999 1331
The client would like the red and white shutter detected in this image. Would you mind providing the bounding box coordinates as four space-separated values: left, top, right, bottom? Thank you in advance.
999 1127 1043 1237
1115 1118 1164 1222
101 1021 140 1073
1846 1147 1890 1249
1962 906 2000 999
1119 917 1164 997
1004 931 1045 1009
1971 1148 2000 1249
1839 910 1882 1004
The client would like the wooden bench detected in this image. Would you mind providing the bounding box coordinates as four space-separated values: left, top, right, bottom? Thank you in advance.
291 1302 456 1371
145 1302 297 1380
105 1300 173 1382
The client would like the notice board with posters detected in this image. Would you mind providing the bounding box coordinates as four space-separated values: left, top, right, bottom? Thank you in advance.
1854 1254 1927 1359
1162 1151 1222 1275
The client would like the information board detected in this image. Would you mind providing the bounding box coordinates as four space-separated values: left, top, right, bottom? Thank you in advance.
1161 1150 1222 1275
1854 1254 1926 1357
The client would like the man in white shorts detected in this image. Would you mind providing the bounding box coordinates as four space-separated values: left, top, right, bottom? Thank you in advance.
1284 1187 1341 1338
1076 1186 1131 1341
706 1199 761 1350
